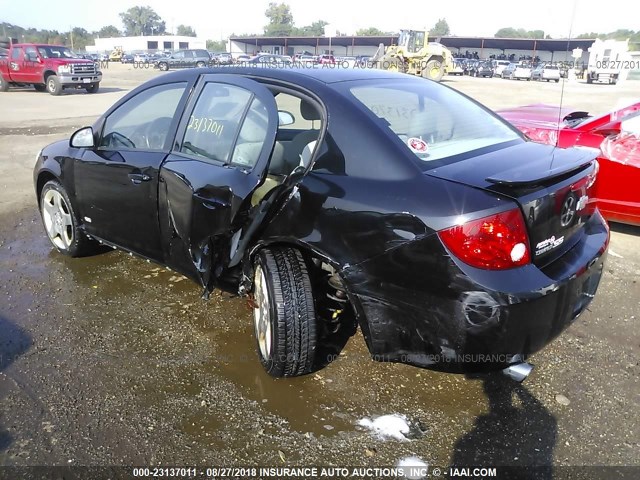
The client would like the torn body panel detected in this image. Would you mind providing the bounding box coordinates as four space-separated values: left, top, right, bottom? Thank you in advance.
159 155 265 288
338 212 608 373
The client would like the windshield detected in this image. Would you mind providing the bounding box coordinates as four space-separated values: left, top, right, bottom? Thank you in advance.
345 79 522 168
37 46 79 59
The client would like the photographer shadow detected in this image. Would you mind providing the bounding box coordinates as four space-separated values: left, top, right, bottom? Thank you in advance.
451 373 557 479
0 316 32 454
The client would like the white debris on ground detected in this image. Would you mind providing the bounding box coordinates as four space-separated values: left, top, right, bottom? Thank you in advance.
397 456 429 480
357 414 411 441
608 249 624 259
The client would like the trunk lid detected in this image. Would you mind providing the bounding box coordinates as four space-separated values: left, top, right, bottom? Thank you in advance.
427 142 599 266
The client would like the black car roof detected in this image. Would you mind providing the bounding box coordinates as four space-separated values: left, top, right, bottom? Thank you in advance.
149 66 403 87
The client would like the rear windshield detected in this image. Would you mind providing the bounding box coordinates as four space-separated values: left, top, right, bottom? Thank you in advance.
343 79 522 168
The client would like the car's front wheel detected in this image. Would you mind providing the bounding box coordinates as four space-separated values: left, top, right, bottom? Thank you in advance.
40 180 97 257
158 62 169 71
46 75 63 95
252 247 317 377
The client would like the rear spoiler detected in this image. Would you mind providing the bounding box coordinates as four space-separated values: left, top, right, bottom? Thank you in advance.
486 147 597 187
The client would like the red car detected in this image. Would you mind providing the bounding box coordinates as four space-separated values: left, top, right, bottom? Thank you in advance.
498 103 640 226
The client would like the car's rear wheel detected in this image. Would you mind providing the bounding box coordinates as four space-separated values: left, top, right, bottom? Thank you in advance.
46 75 63 95
0 75 9 92
196 61 206 68
158 62 169 71
252 247 317 377
40 180 97 257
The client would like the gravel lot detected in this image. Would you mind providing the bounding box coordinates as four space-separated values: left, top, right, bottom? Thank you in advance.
0 64 638 476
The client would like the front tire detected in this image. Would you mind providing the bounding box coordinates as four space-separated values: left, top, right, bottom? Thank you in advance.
252 247 317 377
196 61 206 68
40 180 97 257
422 60 444 82
46 75 63 95
158 62 169 71
85 83 99 93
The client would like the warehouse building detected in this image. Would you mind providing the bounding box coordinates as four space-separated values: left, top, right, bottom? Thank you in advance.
229 35 599 64
87 35 206 54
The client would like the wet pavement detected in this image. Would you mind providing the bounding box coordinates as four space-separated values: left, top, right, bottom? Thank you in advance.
0 70 639 473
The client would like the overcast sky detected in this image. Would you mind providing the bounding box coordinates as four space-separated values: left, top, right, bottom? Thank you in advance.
1 0 638 40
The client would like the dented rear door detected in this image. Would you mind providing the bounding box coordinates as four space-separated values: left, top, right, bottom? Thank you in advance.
158 74 279 285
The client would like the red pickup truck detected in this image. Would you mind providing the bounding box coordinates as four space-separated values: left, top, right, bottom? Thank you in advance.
0 42 102 95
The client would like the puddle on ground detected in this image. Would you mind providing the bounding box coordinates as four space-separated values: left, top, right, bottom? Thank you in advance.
1 211 490 445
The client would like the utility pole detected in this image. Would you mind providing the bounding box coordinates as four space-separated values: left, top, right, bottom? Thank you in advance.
70 27 74 49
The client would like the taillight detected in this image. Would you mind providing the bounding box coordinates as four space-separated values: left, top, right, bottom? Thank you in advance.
438 208 531 270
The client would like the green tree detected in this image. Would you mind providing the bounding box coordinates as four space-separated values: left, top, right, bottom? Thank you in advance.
576 32 601 39
96 25 121 38
355 27 387 36
495 27 546 38
295 20 328 36
69 27 93 50
119 6 166 36
264 2 294 36
430 18 450 36
495 27 521 38
206 39 227 51
176 24 197 37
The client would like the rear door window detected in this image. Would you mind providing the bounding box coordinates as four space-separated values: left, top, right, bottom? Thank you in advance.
180 83 252 164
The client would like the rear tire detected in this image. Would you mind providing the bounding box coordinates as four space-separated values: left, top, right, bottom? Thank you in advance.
0 75 9 92
46 75 63 95
39 180 99 257
158 62 169 71
196 61 206 68
252 247 317 377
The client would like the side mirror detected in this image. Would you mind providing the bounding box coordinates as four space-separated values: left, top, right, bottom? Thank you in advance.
70 127 95 148
278 111 295 126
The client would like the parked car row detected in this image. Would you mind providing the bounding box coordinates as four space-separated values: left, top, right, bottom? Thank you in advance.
72 50 375 71
448 60 563 82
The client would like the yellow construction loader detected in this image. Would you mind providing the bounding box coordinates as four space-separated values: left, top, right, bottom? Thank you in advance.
372 29 453 82
109 46 124 62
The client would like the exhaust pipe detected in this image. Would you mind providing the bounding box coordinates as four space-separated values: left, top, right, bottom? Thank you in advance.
502 362 534 382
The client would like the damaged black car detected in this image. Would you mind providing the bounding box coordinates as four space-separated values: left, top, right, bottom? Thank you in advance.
34 67 609 378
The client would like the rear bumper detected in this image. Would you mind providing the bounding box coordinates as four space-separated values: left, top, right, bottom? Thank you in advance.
341 211 609 373
57 72 102 86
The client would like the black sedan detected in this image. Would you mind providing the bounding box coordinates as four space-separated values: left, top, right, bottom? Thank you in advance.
34 67 609 379
468 61 494 77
